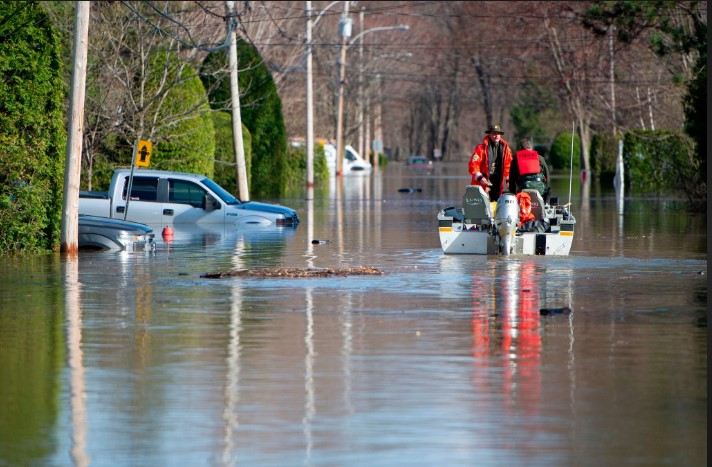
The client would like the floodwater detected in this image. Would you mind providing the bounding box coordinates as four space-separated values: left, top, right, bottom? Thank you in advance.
0 163 706 466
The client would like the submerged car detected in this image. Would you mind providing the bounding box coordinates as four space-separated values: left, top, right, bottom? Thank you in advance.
406 156 433 168
78 215 155 252
324 143 372 174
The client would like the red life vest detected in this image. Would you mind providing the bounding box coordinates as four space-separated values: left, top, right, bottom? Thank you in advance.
516 192 536 226
515 149 540 176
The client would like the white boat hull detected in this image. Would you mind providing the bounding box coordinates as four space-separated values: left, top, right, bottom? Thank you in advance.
438 223 574 255
438 187 575 256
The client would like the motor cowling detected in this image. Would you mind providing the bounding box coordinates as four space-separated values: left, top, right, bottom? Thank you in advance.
494 193 519 255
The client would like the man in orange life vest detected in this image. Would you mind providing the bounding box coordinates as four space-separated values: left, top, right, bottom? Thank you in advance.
509 139 550 201
468 123 513 200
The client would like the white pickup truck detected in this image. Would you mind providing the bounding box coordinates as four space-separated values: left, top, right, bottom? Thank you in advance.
79 169 299 227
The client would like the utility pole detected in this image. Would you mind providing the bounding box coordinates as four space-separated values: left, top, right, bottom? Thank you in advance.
335 1 351 178
305 1 314 198
226 0 249 201
364 94 371 164
357 7 365 161
335 18 406 176
373 73 383 171
60 1 90 255
609 25 617 136
305 1 340 193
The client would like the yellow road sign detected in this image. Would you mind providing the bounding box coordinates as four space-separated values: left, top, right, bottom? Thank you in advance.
135 140 152 167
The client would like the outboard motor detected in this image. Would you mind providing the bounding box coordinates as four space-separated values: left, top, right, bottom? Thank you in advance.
494 193 519 255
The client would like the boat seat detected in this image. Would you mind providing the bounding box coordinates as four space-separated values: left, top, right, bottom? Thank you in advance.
462 185 492 225
523 189 545 221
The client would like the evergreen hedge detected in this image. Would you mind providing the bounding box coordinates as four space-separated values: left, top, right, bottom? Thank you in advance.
549 132 581 170
590 133 620 183
0 2 66 253
283 144 329 187
623 130 701 204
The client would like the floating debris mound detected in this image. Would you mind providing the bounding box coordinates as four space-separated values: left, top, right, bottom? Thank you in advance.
201 266 383 279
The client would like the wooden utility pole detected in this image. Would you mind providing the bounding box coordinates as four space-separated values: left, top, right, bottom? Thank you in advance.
373 73 382 171
357 7 365 161
335 1 351 178
609 25 617 136
60 1 90 255
226 0 249 201
305 0 314 197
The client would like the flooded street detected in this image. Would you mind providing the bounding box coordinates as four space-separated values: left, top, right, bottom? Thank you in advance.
0 163 706 466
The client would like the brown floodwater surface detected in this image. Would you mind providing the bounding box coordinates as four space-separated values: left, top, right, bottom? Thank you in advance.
0 163 706 466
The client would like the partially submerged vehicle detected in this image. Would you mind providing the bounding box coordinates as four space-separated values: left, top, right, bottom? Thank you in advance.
324 143 372 174
79 169 299 227
406 155 433 169
437 186 575 255
78 215 155 252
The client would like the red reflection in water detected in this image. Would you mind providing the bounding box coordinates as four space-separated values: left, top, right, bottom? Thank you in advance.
471 262 541 417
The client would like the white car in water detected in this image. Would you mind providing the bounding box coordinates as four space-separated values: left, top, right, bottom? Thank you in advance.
324 143 372 174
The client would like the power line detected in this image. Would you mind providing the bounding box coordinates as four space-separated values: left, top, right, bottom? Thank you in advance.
119 1 234 52
235 1 694 24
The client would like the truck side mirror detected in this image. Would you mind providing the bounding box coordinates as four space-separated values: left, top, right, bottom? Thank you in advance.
202 194 221 211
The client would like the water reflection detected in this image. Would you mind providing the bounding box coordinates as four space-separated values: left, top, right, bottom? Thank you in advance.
220 243 246 466
302 283 315 466
303 197 316 465
65 257 89 467
327 172 385 261
470 261 545 419
0 256 64 465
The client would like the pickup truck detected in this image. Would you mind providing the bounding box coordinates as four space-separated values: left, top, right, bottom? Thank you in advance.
79 169 299 227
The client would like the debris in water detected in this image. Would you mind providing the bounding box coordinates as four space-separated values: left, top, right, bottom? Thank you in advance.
201 266 384 279
540 306 572 316
398 188 422 193
311 239 329 245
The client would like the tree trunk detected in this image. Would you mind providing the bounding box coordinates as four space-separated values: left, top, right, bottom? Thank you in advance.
472 54 493 125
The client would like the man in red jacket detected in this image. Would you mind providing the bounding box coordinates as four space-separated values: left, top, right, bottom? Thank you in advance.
468 123 513 200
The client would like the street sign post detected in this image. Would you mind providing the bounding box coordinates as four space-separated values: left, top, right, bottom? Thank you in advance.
124 139 152 220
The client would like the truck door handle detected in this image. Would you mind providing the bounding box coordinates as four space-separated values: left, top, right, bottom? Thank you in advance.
163 209 174 216
116 206 125 213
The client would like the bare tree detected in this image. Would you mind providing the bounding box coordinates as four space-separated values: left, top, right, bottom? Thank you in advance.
542 3 606 175
60 0 693 174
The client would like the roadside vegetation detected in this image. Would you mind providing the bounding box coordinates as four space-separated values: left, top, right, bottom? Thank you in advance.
0 1 705 253
0 1 65 253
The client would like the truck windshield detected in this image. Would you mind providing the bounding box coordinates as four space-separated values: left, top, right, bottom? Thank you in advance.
201 177 242 205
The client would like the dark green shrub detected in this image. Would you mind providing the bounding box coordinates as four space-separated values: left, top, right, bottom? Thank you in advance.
0 2 65 253
682 47 706 210
283 144 329 186
623 130 699 202
201 38 288 198
281 144 330 198
590 133 620 183
377 153 388 167
212 111 252 195
549 132 581 170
